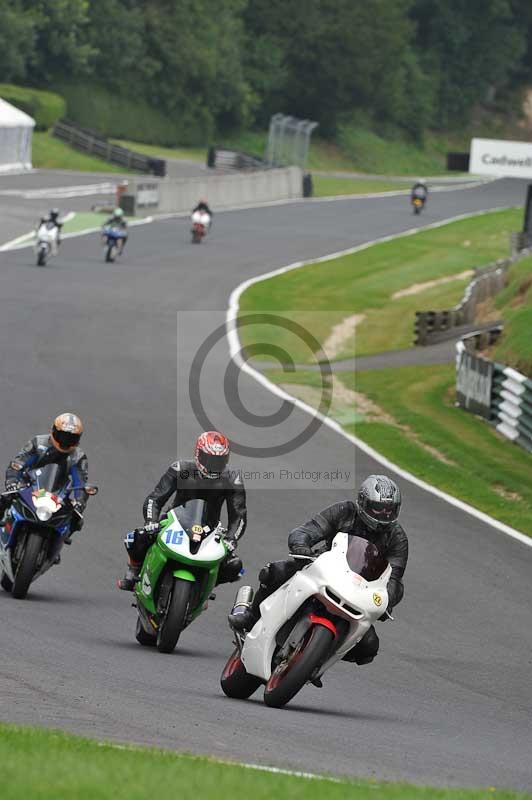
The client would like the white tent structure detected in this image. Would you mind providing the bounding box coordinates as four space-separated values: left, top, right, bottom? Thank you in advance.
0 97 35 173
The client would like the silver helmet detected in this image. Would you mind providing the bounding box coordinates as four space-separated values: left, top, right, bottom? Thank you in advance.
357 475 401 531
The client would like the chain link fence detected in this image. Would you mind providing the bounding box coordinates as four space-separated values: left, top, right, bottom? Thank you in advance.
265 114 318 170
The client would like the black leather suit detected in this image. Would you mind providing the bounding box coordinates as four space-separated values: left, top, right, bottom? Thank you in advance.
253 500 408 665
128 460 247 583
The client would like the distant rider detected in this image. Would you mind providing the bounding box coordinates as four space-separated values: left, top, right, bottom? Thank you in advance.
118 431 246 591
229 475 408 668
38 208 63 254
192 199 212 220
411 179 428 203
0 413 89 542
103 207 128 253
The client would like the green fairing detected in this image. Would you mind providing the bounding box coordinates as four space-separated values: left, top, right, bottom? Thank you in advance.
173 569 196 582
135 510 226 621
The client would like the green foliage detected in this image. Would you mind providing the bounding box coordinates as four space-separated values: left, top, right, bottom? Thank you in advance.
57 83 185 146
1 0 532 145
0 83 65 130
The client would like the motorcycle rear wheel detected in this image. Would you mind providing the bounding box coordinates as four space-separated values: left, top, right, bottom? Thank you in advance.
220 648 262 699
12 532 43 599
156 578 191 653
263 624 334 708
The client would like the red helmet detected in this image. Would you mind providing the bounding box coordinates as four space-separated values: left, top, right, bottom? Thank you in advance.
195 431 230 478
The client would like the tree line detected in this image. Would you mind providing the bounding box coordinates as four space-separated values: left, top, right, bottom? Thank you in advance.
1 0 531 142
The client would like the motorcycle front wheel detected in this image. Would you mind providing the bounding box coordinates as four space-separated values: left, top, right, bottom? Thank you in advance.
37 247 47 266
263 624 334 708
220 649 262 699
156 578 191 653
106 244 116 263
12 532 43 599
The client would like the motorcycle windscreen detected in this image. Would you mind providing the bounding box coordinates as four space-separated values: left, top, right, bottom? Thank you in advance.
174 498 219 536
28 463 68 493
345 536 389 581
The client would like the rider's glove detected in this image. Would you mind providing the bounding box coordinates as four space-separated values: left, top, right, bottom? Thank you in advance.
143 521 160 535
226 537 238 554
71 500 84 514
290 544 313 557
5 481 22 493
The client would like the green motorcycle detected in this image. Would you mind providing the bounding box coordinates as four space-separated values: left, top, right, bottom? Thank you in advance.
133 499 229 653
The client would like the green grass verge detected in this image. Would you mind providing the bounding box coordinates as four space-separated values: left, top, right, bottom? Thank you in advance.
239 209 521 362
32 131 124 173
345 366 532 535
492 254 532 375
0 724 528 800
113 139 206 163
263 363 532 536
312 176 412 197
62 212 137 234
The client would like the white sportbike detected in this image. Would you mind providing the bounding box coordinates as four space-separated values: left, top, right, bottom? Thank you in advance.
221 533 391 708
35 221 59 266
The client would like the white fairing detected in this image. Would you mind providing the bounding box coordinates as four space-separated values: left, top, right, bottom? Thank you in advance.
159 510 226 564
191 210 211 227
36 223 58 244
242 532 391 681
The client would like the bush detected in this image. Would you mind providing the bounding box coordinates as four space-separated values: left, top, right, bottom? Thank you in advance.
0 84 66 130
57 82 209 147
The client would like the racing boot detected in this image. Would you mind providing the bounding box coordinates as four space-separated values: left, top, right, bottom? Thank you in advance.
117 560 141 591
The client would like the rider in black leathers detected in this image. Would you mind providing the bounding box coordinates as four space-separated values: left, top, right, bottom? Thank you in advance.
0 413 89 540
192 199 212 218
229 475 408 667
118 431 246 590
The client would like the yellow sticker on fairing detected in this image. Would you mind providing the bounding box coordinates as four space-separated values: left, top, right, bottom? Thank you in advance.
191 524 203 534
373 592 382 607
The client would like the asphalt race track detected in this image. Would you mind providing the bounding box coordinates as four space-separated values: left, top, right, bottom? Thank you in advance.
0 179 531 791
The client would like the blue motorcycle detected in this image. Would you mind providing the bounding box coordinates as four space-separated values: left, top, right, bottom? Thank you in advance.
0 463 97 599
102 225 126 263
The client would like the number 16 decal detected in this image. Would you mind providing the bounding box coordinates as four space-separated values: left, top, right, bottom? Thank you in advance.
165 530 184 546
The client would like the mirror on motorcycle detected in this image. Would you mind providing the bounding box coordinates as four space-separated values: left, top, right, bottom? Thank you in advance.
84 484 99 496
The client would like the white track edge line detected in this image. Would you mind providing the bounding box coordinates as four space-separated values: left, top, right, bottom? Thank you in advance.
226 208 532 549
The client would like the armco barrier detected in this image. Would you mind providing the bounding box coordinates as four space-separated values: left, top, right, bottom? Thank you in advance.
456 329 532 452
206 147 267 171
53 119 166 176
415 260 509 345
123 166 302 214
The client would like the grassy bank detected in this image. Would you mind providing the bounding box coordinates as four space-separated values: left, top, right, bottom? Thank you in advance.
492 254 532 375
240 208 531 536
312 176 412 197
239 209 521 362
0 724 528 800
32 131 124 173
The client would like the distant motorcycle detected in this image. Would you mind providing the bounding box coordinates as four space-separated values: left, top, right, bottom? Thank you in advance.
191 211 211 244
411 194 426 215
221 533 391 708
35 221 59 266
0 463 98 599
102 226 126 262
